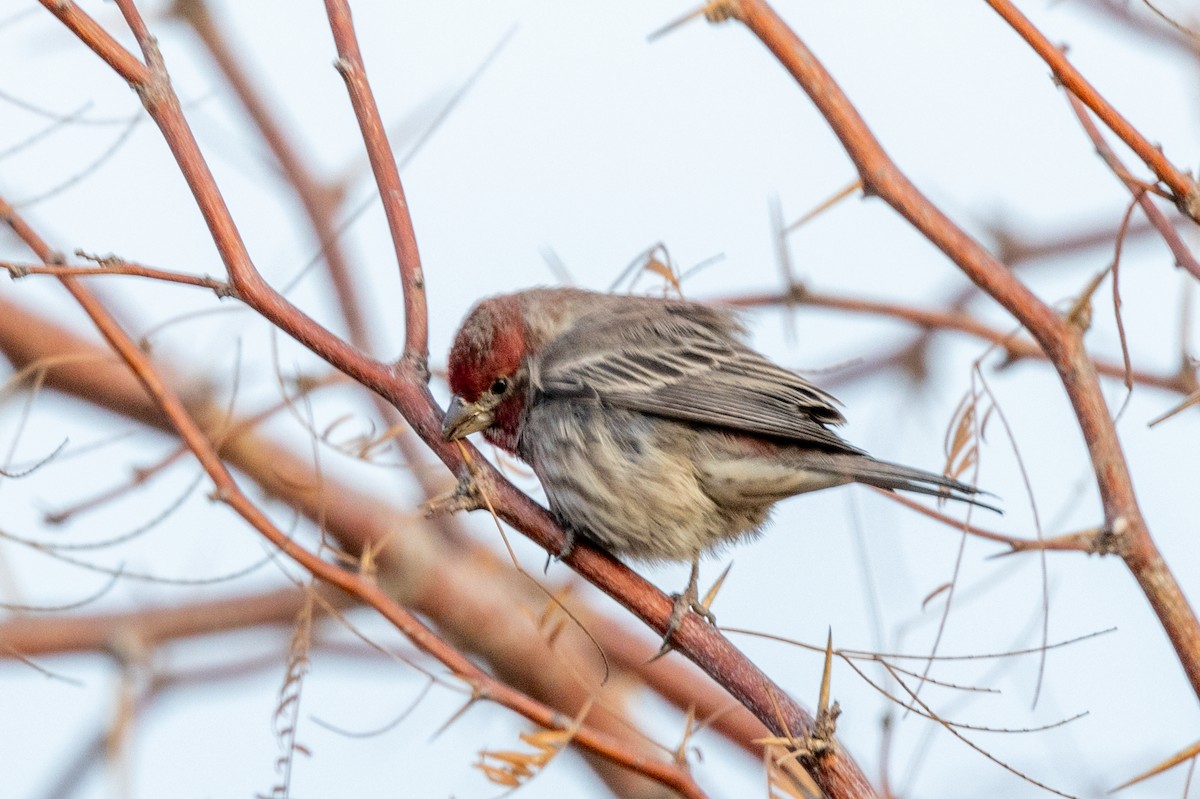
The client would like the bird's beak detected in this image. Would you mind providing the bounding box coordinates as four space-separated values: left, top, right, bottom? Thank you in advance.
441 396 493 441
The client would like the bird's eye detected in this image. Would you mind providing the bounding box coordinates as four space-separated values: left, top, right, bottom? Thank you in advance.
489 378 509 396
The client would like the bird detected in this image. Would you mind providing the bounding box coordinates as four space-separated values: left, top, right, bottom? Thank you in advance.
441 287 989 637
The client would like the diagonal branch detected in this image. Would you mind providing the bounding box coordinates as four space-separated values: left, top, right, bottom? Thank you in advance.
0 289 773 775
1062 90 1200 281
722 287 1194 394
984 0 1200 220
717 0 1200 706
323 0 427 364
171 0 378 351
0 192 709 799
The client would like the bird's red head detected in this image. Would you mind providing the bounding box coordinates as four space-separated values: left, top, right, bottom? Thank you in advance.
442 294 529 452
447 294 526 402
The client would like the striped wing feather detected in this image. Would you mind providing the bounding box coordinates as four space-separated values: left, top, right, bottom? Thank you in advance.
532 301 863 454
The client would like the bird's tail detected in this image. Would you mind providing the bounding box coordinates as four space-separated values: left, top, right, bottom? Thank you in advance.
829 454 999 512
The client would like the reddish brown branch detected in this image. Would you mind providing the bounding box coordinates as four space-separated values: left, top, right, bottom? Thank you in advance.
877 491 1034 548
1005 528 1114 555
1063 91 1200 280
58 2 1200 795
37 0 148 82
879 490 1117 555
28 5 870 795
983 0 1200 220
589 613 771 757
171 0 376 350
1 259 233 296
723 287 1192 394
0 290 775 790
173 0 477 555
1 198 708 798
175 1 757 786
37 0 390 393
992 216 1163 266
0 587 340 656
722 0 1200 704
323 0 428 364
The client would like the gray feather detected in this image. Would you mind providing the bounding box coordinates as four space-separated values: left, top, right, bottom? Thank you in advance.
532 299 860 453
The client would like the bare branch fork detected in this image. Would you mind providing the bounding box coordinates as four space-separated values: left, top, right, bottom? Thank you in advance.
0 193 710 797
710 0 1200 703
17 0 1200 796
30 1 876 796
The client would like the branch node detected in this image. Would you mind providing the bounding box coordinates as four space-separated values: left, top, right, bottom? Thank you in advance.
1064 266 1110 333
130 36 175 110
211 278 237 299
76 249 122 268
397 351 430 385
996 347 1024 371
784 280 808 305
1178 180 1200 223
812 700 841 753
704 0 742 24
1093 515 1131 555
207 485 233 505
424 474 485 517
757 702 840 765
103 627 150 670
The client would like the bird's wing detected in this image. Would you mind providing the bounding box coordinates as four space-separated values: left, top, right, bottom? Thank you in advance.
532 300 863 453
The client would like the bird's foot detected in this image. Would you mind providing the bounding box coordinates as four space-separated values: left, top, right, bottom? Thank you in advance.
423 476 482 517
665 588 718 635
686 596 718 626
543 528 576 573
649 562 716 663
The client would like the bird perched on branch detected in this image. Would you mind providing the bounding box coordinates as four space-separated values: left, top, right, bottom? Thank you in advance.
442 287 988 638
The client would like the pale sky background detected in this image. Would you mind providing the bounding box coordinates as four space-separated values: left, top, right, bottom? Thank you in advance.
2 1 1199 797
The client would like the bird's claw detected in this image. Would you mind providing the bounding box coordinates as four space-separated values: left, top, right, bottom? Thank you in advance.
423 478 481 517
648 590 717 663
687 597 717 626
543 529 576 573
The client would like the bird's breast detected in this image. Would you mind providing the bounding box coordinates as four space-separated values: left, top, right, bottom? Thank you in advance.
519 400 770 562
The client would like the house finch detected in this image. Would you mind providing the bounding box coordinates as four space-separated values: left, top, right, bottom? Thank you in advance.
442 287 986 635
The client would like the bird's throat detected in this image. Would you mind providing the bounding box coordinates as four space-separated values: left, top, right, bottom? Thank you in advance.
482 393 526 455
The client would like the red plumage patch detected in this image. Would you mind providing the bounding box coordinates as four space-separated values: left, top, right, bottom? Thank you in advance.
447 295 526 402
484 392 526 453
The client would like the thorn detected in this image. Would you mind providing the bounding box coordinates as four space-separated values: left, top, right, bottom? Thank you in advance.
647 639 674 664
818 628 833 715
1064 266 1110 332
672 706 698 766
648 0 741 42
699 560 732 617
1109 737 1200 793
649 560 722 664
431 689 482 741
647 4 709 42
783 178 863 235
543 528 575 573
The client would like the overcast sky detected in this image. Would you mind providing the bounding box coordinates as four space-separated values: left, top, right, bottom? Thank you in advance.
2 1 1199 797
